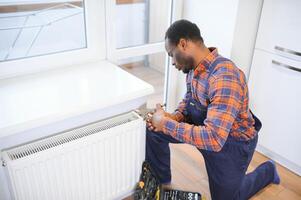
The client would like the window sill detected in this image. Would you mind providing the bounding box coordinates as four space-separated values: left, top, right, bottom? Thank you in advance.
0 60 153 140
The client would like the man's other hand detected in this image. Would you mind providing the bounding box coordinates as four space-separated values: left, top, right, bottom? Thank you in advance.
151 104 166 132
146 112 155 131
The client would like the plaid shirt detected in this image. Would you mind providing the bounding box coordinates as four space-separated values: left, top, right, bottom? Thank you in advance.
162 48 257 152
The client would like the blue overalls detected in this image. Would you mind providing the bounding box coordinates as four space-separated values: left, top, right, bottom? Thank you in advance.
146 58 275 200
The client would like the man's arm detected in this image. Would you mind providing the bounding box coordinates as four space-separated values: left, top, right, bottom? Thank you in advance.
159 72 243 152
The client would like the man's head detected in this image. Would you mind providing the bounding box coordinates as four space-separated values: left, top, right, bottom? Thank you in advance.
165 19 205 74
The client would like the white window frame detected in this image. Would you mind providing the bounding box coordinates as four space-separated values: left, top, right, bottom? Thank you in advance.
164 0 183 112
105 0 172 63
105 0 183 111
0 0 107 79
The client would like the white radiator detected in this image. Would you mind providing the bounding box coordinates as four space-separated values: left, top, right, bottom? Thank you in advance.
1 112 145 200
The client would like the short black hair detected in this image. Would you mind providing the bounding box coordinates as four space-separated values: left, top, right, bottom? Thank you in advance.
165 19 204 45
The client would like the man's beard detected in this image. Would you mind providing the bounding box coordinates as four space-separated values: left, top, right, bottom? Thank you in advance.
174 52 195 74
182 67 191 74
180 56 194 74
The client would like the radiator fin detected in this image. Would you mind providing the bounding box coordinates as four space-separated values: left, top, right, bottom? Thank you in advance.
5 112 138 161
2 111 145 200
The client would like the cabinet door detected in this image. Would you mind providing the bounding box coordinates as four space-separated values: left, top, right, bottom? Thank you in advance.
248 49 301 172
255 0 301 61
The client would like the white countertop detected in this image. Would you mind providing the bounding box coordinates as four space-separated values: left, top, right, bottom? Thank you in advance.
0 60 154 138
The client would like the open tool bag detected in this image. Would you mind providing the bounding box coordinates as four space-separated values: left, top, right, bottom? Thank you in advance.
134 161 203 200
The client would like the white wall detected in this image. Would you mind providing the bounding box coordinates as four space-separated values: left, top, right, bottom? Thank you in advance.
174 0 239 107
173 0 263 108
231 0 264 78
182 0 239 58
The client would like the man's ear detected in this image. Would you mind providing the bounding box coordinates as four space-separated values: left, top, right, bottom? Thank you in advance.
178 38 187 50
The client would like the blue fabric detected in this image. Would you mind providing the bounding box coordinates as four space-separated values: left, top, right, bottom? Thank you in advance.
145 57 272 199
146 128 274 199
146 129 182 184
267 160 281 184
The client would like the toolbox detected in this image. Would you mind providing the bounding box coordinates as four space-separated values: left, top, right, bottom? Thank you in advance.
134 161 204 200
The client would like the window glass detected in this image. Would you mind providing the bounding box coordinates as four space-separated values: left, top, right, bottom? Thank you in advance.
0 1 87 62
115 0 169 49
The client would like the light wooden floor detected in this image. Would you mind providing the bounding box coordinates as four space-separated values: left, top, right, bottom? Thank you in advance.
121 64 301 200
124 144 301 200
168 144 301 200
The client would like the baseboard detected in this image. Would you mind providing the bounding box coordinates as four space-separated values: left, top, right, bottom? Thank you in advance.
256 144 301 176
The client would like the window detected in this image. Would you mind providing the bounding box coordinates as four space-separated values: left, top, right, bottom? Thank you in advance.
105 0 173 108
106 0 183 109
105 0 173 61
0 0 106 79
0 1 87 62
115 0 170 49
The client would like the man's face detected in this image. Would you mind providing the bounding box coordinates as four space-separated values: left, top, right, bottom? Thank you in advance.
165 38 194 74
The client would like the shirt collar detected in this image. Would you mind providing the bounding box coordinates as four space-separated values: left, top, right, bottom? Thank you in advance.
193 47 219 77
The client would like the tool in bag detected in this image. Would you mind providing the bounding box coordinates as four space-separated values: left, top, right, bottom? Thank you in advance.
134 161 204 200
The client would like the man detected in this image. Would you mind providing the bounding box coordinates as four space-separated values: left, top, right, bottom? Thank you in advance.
146 20 280 200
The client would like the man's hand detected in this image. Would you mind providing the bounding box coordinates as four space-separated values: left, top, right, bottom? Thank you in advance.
146 104 178 132
150 104 166 132
146 111 155 131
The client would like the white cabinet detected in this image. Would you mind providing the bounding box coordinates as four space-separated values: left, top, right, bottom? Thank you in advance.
249 50 301 175
255 0 301 61
249 0 301 175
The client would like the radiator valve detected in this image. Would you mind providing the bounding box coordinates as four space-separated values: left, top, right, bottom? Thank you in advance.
1 159 6 167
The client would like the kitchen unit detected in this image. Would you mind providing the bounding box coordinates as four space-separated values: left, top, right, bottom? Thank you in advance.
248 0 301 175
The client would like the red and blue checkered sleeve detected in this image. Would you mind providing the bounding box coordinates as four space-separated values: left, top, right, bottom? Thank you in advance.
162 69 243 152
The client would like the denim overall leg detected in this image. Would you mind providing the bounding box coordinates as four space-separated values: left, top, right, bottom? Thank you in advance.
145 129 182 184
186 98 273 200
145 57 231 184
145 57 274 199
